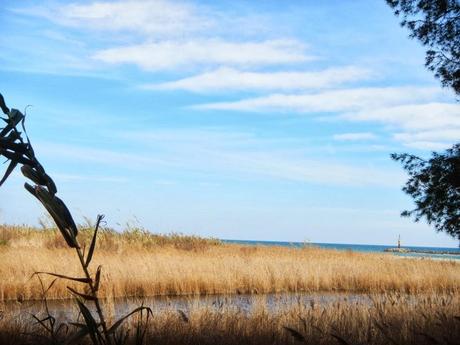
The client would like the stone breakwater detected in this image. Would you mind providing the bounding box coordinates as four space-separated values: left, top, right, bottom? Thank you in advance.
384 247 460 255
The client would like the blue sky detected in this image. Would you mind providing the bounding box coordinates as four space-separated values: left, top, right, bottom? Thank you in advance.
1 0 459 247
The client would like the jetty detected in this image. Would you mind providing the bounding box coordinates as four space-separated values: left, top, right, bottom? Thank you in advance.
384 248 460 255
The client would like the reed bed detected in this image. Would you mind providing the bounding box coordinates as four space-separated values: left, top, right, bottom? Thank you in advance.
0 293 459 345
0 224 221 251
0 225 458 301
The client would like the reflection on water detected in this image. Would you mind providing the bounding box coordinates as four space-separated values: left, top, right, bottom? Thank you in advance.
2 292 372 322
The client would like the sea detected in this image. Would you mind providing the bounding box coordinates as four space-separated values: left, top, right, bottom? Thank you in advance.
223 239 460 260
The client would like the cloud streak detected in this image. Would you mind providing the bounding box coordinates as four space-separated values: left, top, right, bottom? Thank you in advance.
144 66 372 92
196 87 459 149
36 128 403 188
344 102 460 149
343 102 460 130
93 39 312 70
13 0 210 38
195 86 441 112
392 128 460 150
333 132 378 141
13 1 310 72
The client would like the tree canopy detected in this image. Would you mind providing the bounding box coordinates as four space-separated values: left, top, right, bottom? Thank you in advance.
387 0 460 241
386 0 460 95
391 145 460 240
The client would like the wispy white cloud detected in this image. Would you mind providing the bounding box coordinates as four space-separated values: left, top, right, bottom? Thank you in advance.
120 128 257 145
36 129 403 188
9 1 457 156
117 129 403 187
333 132 377 141
343 102 460 149
209 151 404 187
196 87 459 150
393 129 460 142
12 0 210 38
144 66 372 92
392 129 460 150
343 102 460 131
398 141 453 150
196 86 440 112
12 1 309 73
7 170 127 184
52 173 128 183
93 39 311 70
36 142 168 168
326 99 457 149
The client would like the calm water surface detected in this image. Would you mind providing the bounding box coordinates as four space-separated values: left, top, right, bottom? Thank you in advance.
4 293 371 322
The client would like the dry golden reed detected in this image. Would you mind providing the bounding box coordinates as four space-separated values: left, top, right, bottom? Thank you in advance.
0 224 458 301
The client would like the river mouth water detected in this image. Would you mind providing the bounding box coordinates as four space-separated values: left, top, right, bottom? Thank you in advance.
2 292 373 322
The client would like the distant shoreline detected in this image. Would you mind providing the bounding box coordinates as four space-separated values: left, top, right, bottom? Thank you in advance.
222 239 460 261
223 239 459 250
223 239 460 256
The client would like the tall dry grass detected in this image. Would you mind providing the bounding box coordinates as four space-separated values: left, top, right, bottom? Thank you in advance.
1 293 459 345
0 223 221 251
0 224 458 301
